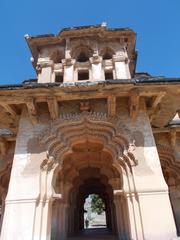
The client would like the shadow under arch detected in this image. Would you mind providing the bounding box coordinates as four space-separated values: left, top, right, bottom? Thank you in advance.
39 112 138 240
100 47 115 60
71 45 93 62
50 50 65 64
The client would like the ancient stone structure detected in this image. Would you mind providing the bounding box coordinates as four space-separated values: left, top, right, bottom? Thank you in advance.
0 24 180 240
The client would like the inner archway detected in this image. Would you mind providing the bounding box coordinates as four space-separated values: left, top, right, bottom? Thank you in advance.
51 139 127 239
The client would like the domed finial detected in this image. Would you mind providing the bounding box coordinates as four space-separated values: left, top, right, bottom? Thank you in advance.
101 22 107 27
24 34 30 39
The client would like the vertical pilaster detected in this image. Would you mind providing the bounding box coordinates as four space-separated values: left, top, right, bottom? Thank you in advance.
62 58 76 83
57 202 68 240
126 99 177 240
113 54 131 79
89 54 103 81
37 58 54 83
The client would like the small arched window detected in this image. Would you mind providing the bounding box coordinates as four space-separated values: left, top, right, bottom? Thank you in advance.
101 48 114 60
72 45 93 63
77 52 89 62
103 52 112 60
50 50 64 64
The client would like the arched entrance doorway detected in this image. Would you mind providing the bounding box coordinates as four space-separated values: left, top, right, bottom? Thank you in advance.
51 140 121 239
39 113 137 240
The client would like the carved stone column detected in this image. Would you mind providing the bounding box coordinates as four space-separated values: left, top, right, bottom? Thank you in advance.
0 108 57 240
68 204 76 237
62 58 76 83
37 58 54 83
57 202 69 240
89 54 103 81
113 53 131 79
114 195 129 240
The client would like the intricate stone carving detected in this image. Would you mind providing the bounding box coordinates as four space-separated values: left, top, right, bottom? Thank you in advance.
40 151 56 171
39 111 137 167
79 101 90 112
157 144 180 185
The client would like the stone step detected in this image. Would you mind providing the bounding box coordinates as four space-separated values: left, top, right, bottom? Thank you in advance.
67 228 118 240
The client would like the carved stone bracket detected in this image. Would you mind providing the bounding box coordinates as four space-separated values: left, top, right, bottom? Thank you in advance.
169 128 177 147
0 103 19 122
40 151 56 172
129 90 140 120
108 96 116 117
62 58 76 67
26 97 38 125
47 97 59 120
148 92 166 122
37 59 54 69
89 54 102 64
113 54 127 63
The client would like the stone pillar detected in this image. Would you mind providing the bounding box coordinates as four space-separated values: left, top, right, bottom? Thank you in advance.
62 58 76 83
0 107 55 240
57 202 68 240
169 185 180 236
125 192 144 240
113 53 131 79
37 58 54 83
68 204 76 237
123 101 177 240
114 195 129 240
1 198 37 240
51 200 59 240
110 203 117 234
89 54 103 81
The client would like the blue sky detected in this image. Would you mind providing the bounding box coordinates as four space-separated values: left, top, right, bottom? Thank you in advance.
0 0 180 84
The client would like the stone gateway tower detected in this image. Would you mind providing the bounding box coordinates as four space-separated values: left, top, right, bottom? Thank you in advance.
0 24 180 240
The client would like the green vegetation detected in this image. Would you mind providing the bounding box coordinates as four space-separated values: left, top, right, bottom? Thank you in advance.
91 194 105 215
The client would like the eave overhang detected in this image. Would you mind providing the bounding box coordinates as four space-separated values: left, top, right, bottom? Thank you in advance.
25 24 136 71
0 77 180 138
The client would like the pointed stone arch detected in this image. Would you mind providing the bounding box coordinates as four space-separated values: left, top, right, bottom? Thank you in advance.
157 144 180 236
71 45 93 62
157 144 180 185
100 47 115 60
37 112 138 240
50 50 64 64
39 112 137 169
